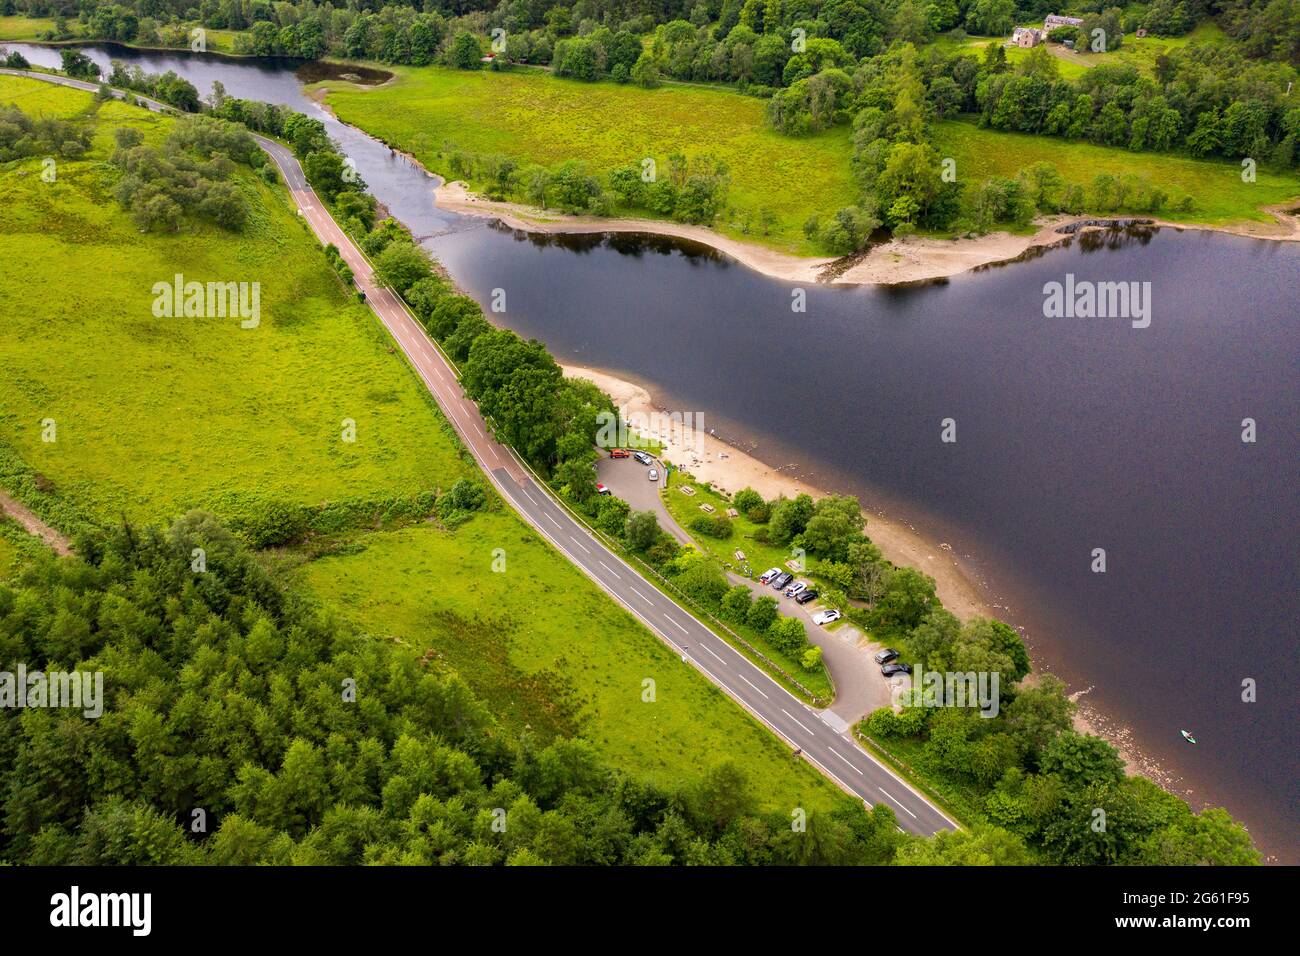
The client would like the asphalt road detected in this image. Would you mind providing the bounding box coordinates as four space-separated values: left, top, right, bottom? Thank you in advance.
7 69 957 836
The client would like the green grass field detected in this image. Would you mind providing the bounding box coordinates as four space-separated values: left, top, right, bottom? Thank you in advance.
934 117 1300 225
0 74 841 810
301 520 838 809
0 75 472 525
0 15 70 41
315 65 858 254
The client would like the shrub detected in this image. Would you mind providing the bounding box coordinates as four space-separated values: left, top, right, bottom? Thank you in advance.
863 707 900 737
720 585 753 623
768 616 808 655
689 514 733 539
746 596 778 631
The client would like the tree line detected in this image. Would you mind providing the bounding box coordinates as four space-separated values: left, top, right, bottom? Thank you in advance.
442 146 731 224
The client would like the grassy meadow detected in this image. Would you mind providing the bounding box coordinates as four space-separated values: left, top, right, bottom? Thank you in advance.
302 520 838 809
935 117 1300 225
315 65 858 254
0 15 69 41
0 75 473 526
0 75 841 809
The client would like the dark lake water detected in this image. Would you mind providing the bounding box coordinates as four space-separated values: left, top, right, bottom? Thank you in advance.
7 41 1297 860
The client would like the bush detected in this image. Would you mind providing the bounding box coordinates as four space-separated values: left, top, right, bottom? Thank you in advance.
732 488 762 514
746 596 778 632
236 499 311 548
625 510 660 551
375 240 433 294
436 478 487 526
689 514 733 539
863 707 900 737
768 615 807 655
720 585 752 623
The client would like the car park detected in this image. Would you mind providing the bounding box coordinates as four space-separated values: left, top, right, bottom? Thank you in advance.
812 609 841 626
771 572 793 590
795 589 818 605
633 451 653 465
784 582 807 598
759 568 781 584
873 648 898 665
609 448 629 458
881 663 912 677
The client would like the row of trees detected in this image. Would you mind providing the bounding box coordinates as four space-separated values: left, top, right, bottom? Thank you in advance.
7 0 1297 70
971 42 1300 165
441 146 732 224
106 60 202 111
769 29 1294 246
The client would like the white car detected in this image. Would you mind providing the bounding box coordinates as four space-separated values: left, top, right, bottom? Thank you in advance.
785 582 808 598
812 609 842 626
759 568 781 584
647 468 659 481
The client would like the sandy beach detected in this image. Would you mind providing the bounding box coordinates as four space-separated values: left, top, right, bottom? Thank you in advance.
563 361 1165 775
564 364 995 625
436 180 1300 287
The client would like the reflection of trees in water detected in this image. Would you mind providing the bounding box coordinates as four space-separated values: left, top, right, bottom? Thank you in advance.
971 224 1161 274
1077 224 1158 253
294 61 391 85
487 219 727 265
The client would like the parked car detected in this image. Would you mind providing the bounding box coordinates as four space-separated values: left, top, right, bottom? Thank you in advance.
759 568 781 584
595 483 611 496
881 662 912 677
873 648 898 665
647 468 659 481
795 589 818 605
771 572 793 590
633 451 653 465
812 609 841 626
609 448 629 459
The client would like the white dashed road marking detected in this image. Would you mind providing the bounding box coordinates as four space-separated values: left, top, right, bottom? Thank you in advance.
829 747 864 775
781 708 813 736
738 673 769 699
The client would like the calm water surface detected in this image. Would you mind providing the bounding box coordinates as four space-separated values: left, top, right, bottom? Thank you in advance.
8 42 1297 860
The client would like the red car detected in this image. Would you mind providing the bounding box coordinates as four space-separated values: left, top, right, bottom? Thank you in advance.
609 448 630 459
595 483 611 495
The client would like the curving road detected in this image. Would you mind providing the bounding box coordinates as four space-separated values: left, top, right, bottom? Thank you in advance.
5 69 957 836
